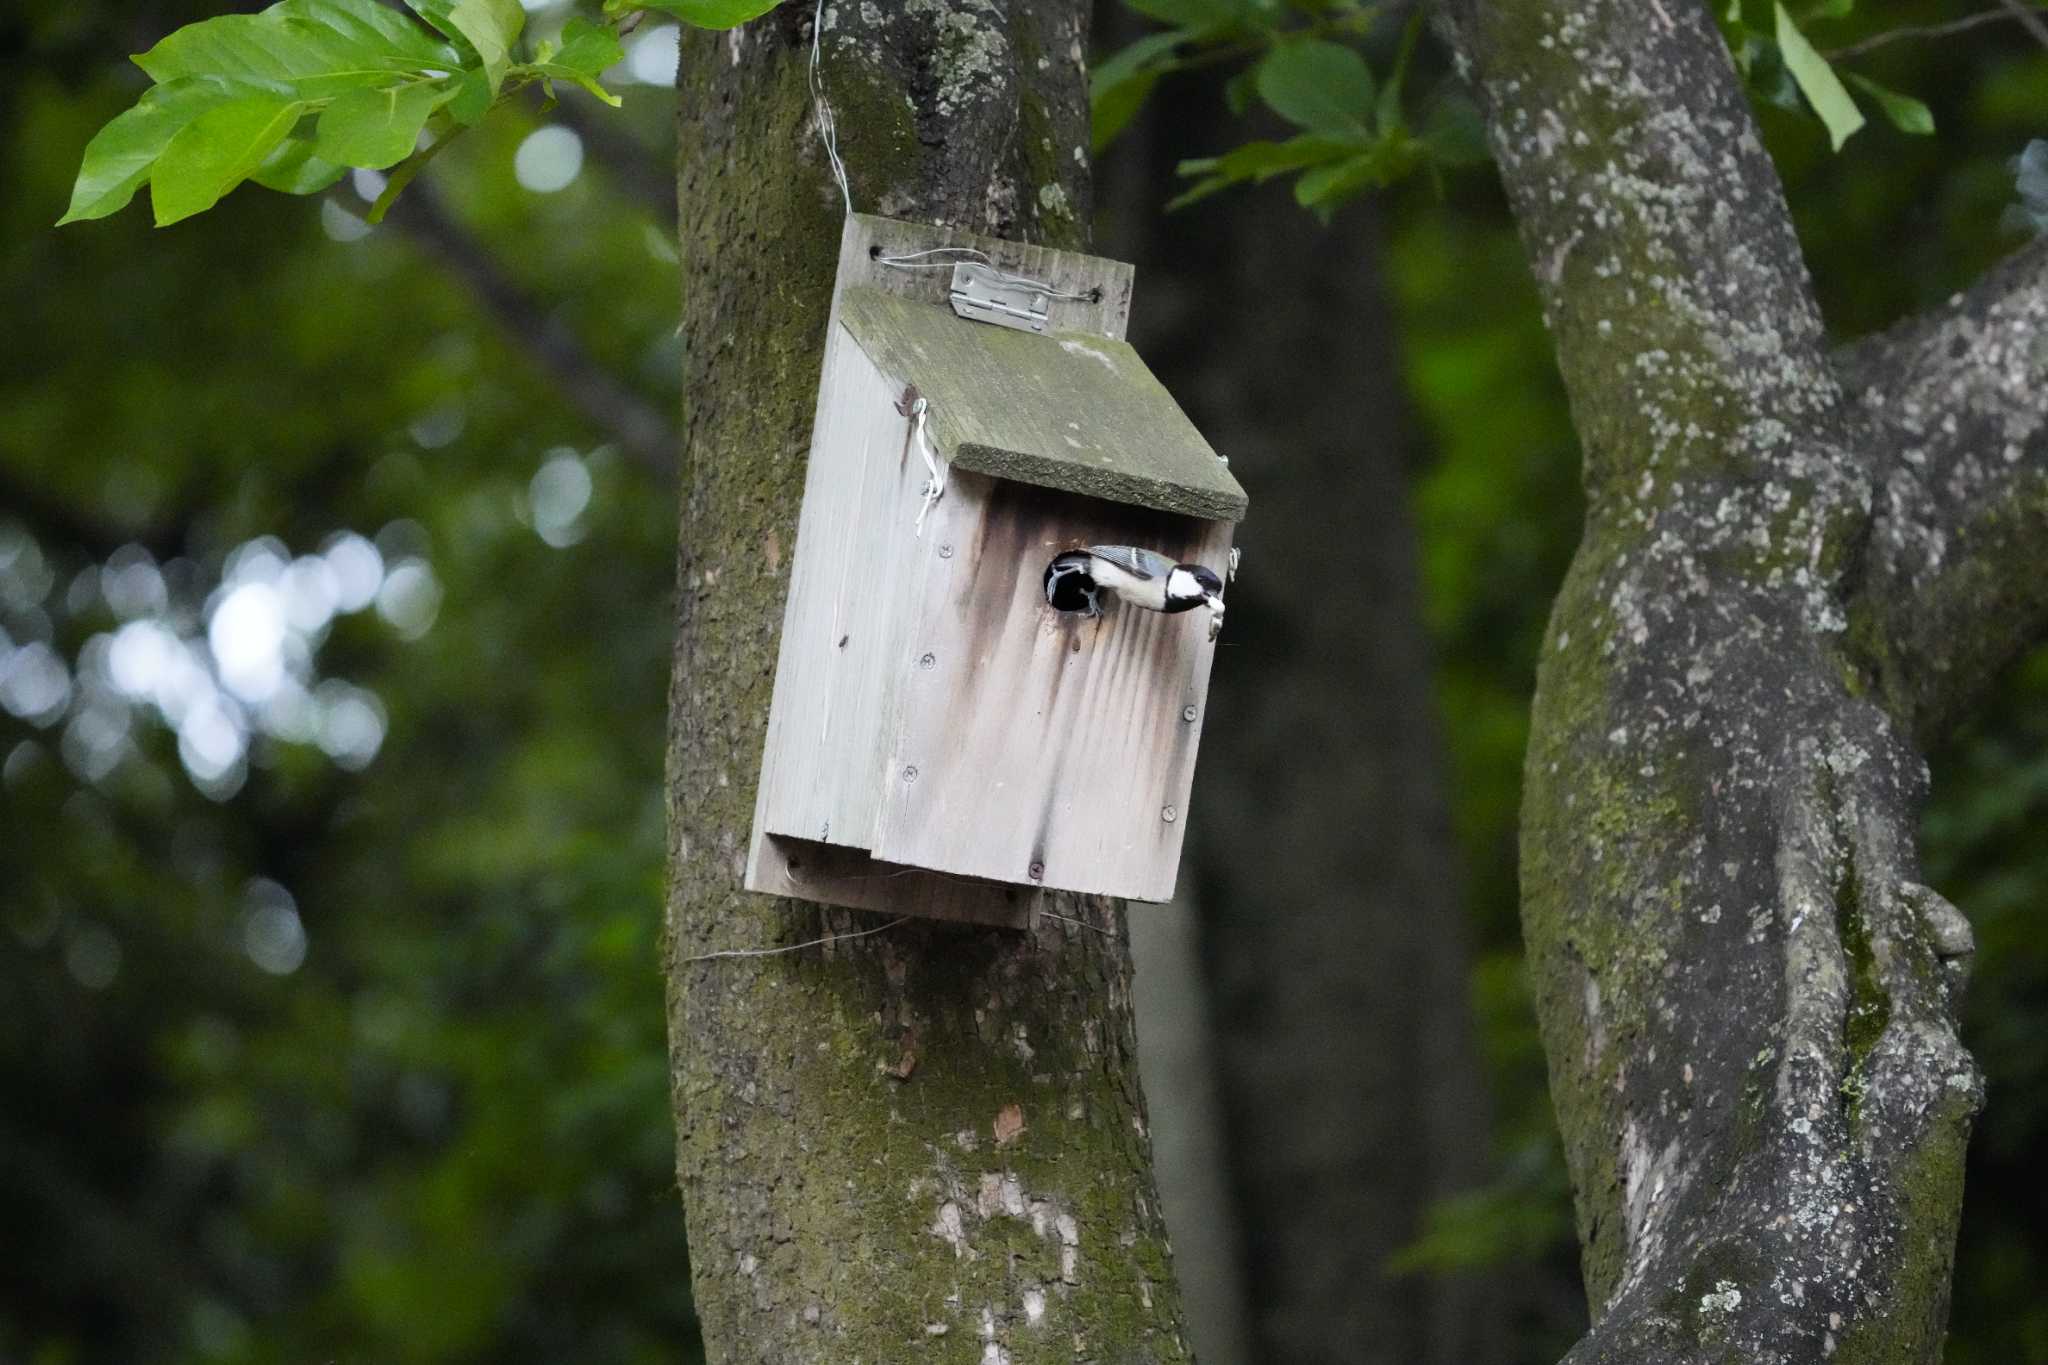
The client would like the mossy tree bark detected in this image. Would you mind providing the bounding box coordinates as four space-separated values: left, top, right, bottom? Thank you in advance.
664 4 1190 1362
1437 2 2048 1360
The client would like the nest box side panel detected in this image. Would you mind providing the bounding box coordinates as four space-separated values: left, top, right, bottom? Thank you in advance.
750 329 926 850
871 474 1233 901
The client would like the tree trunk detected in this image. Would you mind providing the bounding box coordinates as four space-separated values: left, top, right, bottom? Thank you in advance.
1431 2 2048 1359
663 5 1191 1361
1095 56 1503 1365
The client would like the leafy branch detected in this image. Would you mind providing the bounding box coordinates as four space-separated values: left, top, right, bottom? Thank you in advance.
1091 0 1483 222
1094 0 1957 222
58 0 779 229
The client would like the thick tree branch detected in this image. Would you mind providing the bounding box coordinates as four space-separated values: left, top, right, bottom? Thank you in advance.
664 5 1190 1360
1837 238 2048 741
1436 3 1982 1361
385 182 679 478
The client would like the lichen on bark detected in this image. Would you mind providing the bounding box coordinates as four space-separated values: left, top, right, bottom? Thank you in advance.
663 4 1189 1361
1433 1 2019 1360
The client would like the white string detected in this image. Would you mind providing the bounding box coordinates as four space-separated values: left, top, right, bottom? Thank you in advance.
875 246 1099 303
871 246 987 267
681 915 908 963
805 5 1095 311
909 396 945 536
809 0 852 217
1040 910 1116 937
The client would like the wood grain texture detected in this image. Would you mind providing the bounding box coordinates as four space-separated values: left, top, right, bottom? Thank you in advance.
746 213 1147 917
840 288 1248 521
749 335 925 851
846 213 1135 341
749 835 1039 928
873 472 1232 901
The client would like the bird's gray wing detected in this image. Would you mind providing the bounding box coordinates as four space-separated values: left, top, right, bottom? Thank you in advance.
1083 545 1173 581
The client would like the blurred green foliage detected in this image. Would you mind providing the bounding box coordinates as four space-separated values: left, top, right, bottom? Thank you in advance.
3 0 700 1359
6 0 2048 1361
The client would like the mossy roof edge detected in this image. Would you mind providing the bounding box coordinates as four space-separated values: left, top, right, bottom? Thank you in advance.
840 288 1248 522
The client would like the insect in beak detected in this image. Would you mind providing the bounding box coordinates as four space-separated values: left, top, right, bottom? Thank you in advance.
1205 594 1225 642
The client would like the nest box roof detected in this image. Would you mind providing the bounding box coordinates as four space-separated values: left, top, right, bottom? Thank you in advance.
840 288 1248 523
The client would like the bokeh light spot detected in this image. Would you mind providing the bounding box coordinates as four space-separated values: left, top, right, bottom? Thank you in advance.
531 449 593 548
0 641 72 724
209 582 289 703
65 924 122 991
376 560 441 640
514 126 584 194
628 25 680 84
242 879 307 976
322 532 385 613
316 681 387 771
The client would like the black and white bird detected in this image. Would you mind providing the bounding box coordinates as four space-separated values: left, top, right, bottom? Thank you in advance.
1044 546 1227 638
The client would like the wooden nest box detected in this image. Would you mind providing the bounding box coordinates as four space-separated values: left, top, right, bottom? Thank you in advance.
744 215 1248 928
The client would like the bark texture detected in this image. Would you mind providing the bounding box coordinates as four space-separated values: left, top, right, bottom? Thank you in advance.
1096 63 1502 1364
1433 2 2030 1360
664 5 1190 1362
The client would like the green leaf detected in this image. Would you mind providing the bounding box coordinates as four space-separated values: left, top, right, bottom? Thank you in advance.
1738 35 1804 112
1221 66 1258 116
1773 2 1863 150
1418 94 1488 168
634 0 785 30
1093 68 1161 152
419 0 522 91
520 18 625 106
1375 5 1426 135
446 66 493 125
365 124 463 221
1293 150 1381 222
1089 29 1188 151
315 81 451 168
136 0 463 102
1168 133 1361 209
57 76 251 224
1255 39 1374 135
150 93 305 225
251 135 349 193
1842 70 1933 136
1092 29 1188 94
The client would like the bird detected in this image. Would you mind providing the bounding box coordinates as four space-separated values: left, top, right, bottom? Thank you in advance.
1044 546 1227 639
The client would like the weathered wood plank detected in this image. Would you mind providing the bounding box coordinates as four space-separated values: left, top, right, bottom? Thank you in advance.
871 473 1232 901
842 213 1135 341
749 835 1039 929
752 335 925 848
841 288 1248 522
747 213 1142 916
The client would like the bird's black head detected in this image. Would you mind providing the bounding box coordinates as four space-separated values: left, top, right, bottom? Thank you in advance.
1165 563 1225 611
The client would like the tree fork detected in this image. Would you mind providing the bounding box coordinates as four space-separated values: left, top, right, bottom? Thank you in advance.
1436 1 2002 1359
663 4 1191 1361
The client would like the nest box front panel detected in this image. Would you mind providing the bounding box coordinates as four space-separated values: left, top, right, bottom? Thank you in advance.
872 473 1231 902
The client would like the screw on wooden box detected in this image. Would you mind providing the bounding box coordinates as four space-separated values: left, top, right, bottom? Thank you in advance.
743 213 1248 929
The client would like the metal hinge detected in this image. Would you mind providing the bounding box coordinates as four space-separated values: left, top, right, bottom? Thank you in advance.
949 262 1050 333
